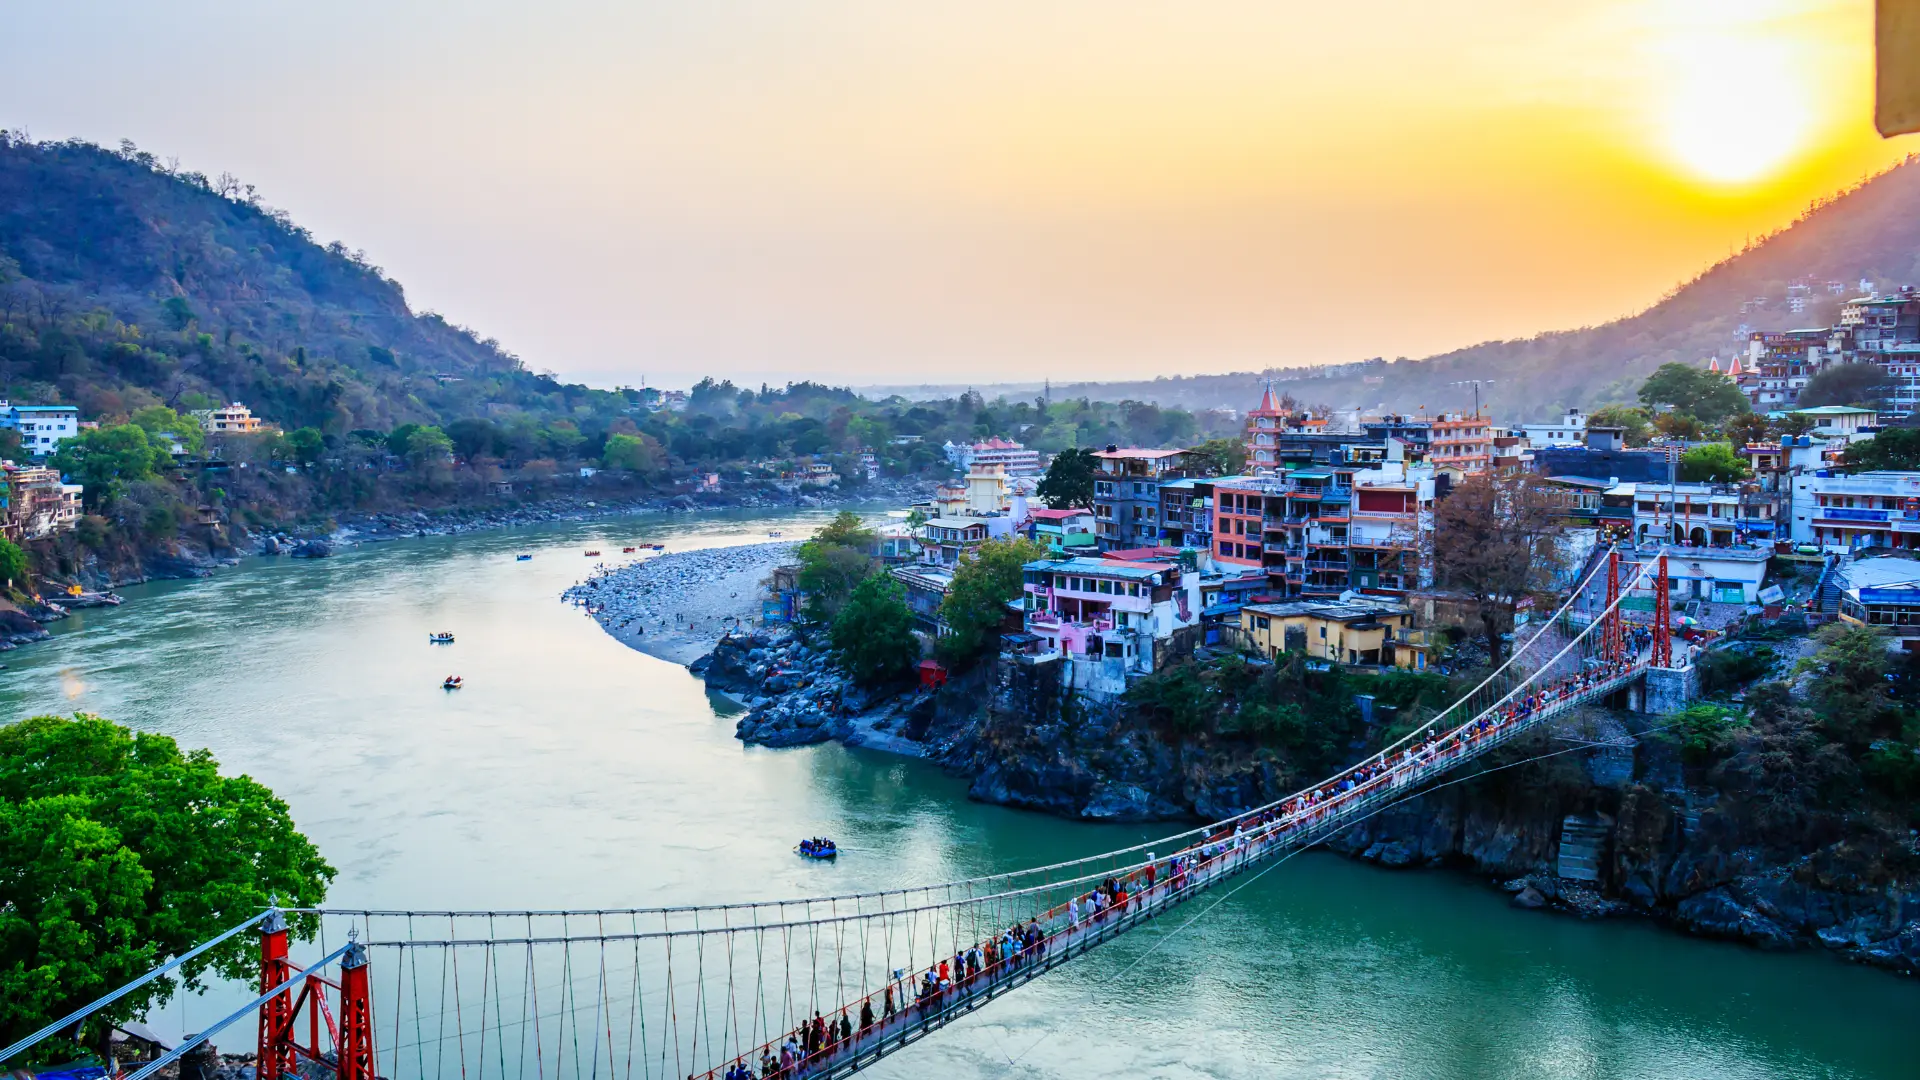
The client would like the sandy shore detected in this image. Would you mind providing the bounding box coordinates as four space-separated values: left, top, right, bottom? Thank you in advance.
562 541 799 665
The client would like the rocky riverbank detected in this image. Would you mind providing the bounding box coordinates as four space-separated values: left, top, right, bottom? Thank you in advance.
694 630 932 754
563 542 801 665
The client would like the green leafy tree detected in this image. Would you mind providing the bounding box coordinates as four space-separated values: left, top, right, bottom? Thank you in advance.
129 405 204 457
285 427 326 467
797 511 878 618
1798 363 1891 409
1843 427 1920 472
404 425 454 469
1637 363 1750 427
1587 404 1652 446
0 535 26 591
830 574 921 687
385 423 422 458
1187 437 1246 477
0 714 334 1058
1661 703 1748 764
1677 443 1750 482
445 417 502 460
937 536 1045 664
602 432 665 474
1036 448 1097 510
49 425 172 506
1721 412 1773 449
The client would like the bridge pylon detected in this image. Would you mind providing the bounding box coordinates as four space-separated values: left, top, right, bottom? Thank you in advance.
1652 552 1672 668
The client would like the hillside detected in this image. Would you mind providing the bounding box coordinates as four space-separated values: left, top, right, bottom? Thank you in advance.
1038 154 1920 420
0 133 622 433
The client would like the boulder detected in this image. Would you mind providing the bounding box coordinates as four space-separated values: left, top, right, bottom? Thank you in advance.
289 540 333 559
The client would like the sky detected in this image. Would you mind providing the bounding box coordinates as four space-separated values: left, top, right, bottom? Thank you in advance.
3 1 1916 390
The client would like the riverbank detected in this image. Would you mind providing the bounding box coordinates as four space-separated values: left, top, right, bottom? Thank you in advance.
562 541 800 665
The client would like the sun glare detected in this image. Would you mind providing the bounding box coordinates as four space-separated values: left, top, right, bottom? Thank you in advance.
1653 15 1819 187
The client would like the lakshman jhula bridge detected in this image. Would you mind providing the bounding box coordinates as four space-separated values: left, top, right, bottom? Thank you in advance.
5 548 1691 1080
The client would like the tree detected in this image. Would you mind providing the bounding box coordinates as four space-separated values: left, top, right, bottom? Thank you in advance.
830 574 921 687
130 405 204 457
1587 404 1651 447
1798 362 1891 409
1722 412 1773 449
1651 412 1705 441
1843 428 1920 472
0 535 26 591
1186 437 1246 477
49 425 171 506
1431 473 1565 665
0 714 333 1058
938 537 1045 664
404 425 454 469
285 427 325 467
445 417 502 460
602 432 664 474
1677 442 1750 482
797 512 878 619
385 423 422 458
1637 363 1749 426
1036 448 1097 510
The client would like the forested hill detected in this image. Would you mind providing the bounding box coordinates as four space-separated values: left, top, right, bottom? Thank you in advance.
0 133 622 433
1039 153 1920 421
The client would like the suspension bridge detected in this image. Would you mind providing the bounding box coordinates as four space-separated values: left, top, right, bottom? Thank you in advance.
5 547 1694 1080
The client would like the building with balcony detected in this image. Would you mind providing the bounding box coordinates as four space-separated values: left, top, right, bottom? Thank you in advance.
1156 478 1213 550
1787 405 1878 439
1238 599 1428 669
3 463 82 539
1020 555 1202 680
0 403 81 458
1735 329 1830 409
1789 470 1920 552
1626 480 1776 548
1361 415 1432 456
918 515 1019 566
1346 461 1435 596
197 402 264 434
944 437 1042 476
1092 447 1195 551
889 563 956 635
1426 414 1494 476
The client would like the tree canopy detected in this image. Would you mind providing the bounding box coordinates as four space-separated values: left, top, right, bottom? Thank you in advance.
48 424 172 505
1798 363 1892 409
1035 448 1097 510
830 574 921 687
937 537 1045 665
1677 442 1751 482
0 714 333 1058
1586 404 1651 446
797 512 878 619
1432 473 1565 665
1637 363 1750 427
1843 428 1920 472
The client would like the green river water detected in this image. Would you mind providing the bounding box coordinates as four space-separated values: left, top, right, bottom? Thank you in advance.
2 511 1915 1079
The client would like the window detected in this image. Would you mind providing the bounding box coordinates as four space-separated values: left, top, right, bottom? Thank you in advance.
1318 625 1326 638
1256 616 1271 630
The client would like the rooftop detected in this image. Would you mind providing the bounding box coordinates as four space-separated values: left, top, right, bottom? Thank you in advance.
1024 556 1176 582
1026 507 1092 520
1094 448 1187 460
1243 600 1408 623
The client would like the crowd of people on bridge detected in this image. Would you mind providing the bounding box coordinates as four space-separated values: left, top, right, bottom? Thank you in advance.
707 631 1654 1080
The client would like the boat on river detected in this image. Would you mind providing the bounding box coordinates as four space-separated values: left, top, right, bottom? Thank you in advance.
428 633 455 644
515 554 532 561
442 676 464 690
795 837 838 860
622 546 637 553
584 550 601 557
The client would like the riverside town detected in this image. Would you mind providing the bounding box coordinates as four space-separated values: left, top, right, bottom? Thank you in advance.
8 7 1920 1080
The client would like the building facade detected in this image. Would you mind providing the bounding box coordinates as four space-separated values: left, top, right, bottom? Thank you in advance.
0 403 81 458
1091 448 1193 551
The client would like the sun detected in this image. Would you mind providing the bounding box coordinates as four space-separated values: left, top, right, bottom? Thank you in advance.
1653 23 1817 187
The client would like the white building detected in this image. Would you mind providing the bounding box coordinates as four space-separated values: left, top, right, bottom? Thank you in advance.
197 402 263 434
0 403 81 457
944 437 1042 476
1521 408 1587 448
1788 470 1920 552
1019 555 1203 692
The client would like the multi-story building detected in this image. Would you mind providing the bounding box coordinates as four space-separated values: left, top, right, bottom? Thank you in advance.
1521 408 1586 448
197 402 264 435
1156 478 1213 550
1788 470 1920 552
1426 414 1493 476
1091 447 1194 551
3 463 82 539
1019 555 1202 680
889 563 956 636
1361 415 1432 457
1734 329 1829 409
1238 598 1430 669
944 437 1042 476
1835 555 1920 651
1206 454 1433 601
1346 462 1435 597
918 514 1020 566
1627 480 1777 549
1788 405 1878 439
0 403 81 458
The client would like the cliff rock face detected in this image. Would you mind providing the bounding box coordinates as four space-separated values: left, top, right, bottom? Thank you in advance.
931 661 1920 974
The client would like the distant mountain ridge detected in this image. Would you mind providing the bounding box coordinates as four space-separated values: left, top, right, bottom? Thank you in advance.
0 134 610 432
1017 155 1920 421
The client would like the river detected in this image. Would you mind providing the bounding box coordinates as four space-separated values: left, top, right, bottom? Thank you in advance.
3 511 1915 1080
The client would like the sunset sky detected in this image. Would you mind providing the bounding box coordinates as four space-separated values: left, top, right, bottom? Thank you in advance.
5 1 1915 389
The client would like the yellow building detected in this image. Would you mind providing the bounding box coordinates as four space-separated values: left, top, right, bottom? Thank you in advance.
1239 600 1431 670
